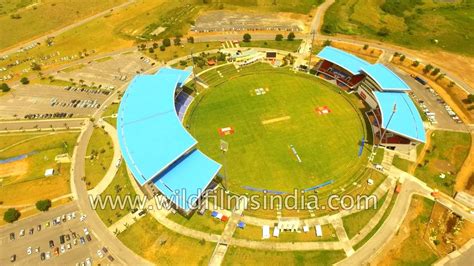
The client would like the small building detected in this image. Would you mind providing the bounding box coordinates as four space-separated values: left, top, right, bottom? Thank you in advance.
207 59 216 66
44 168 54 177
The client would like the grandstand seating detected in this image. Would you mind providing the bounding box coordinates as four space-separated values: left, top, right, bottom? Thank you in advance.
175 92 194 121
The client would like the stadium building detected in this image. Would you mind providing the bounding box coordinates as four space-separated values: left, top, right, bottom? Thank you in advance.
315 46 426 152
117 67 221 215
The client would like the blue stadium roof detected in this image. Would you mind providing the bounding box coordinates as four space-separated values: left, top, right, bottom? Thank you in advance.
117 67 196 185
317 46 370 75
152 149 221 212
317 46 411 91
361 64 410 91
373 91 426 143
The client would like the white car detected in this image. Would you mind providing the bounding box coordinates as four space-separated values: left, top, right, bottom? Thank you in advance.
80 214 87 221
83 227 89 235
71 212 76 219
97 249 104 258
45 252 51 260
85 258 92 266
60 245 66 254
26 247 32 255
20 229 25 236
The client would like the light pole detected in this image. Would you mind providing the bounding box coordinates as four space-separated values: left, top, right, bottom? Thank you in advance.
378 103 397 147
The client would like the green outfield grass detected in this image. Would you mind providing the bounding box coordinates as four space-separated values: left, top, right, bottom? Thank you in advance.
323 0 474 56
187 63 369 196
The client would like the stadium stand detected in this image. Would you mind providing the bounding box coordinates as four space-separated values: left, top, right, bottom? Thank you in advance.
117 67 221 214
315 46 426 151
175 91 194 122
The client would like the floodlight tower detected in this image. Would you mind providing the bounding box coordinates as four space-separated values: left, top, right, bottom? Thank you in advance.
378 103 397 147
220 139 229 191
307 30 316 71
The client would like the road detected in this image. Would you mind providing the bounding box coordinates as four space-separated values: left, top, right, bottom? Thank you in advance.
0 0 136 58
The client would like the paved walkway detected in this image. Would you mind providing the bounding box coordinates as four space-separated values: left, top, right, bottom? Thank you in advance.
87 120 121 197
332 217 354 256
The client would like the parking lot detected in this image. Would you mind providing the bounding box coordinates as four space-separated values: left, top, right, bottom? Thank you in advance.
0 84 110 119
0 203 115 265
55 52 157 89
389 66 466 131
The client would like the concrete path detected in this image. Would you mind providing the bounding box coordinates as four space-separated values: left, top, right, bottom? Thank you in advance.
108 210 145 234
87 120 121 197
332 217 354 256
209 197 248 266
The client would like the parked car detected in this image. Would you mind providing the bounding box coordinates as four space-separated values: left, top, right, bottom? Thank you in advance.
9 232 15 240
49 240 55 248
10 255 16 262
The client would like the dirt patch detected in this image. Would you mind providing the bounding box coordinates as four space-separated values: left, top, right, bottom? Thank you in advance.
326 41 382 63
432 159 456 174
0 159 28 183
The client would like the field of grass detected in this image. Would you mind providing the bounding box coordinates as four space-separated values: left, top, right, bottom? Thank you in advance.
96 163 137 226
188 63 368 195
415 130 471 195
382 196 439 264
223 246 346 266
233 223 338 242
0 0 127 50
353 192 398 250
342 192 387 239
84 127 114 189
118 214 215 265
392 155 414 173
102 103 120 128
0 0 36 15
0 131 79 205
372 147 384 164
166 211 225 234
239 40 303 53
322 0 474 56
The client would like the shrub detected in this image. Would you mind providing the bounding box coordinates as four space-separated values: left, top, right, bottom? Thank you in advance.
400 55 406 61
323 39 332 47
20 77 29 85
0 83 11 92
287 32 295 41
162 38 171 47
423 64 433 74
377 27 390 37
275 34 283 41
363 44 369 50
467 94 474 104
36 199 52 212
3 208 20 223
431 68 440 76
243 33 251 42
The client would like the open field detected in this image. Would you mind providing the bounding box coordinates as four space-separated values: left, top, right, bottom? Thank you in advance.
371 196 439 265
415 130 471 196
0 0 127 50
84 126 114 189
392 155 414 173
322 0 474 56
223 246 346 266
118 214 215 265
96 163 137 226
0 131 78 205
188 63 368 195
102 103 120 128
166 211 226 235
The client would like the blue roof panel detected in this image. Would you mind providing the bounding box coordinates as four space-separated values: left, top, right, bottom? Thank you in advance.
373 91 426 143
157 67 192 86
362 64 410 91
153 149 221 212
316 46 370 74
117 68 196 185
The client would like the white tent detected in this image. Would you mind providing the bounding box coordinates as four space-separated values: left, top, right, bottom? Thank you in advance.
262 225 270 239
315 225 323 237
44 168 54 177
303 225 309 233
273 227 280 238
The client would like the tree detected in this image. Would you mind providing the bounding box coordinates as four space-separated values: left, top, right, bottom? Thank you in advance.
287 32 295 41
400 55 406 61
275 34 283 41
3 208 20 223
148 47 154 53
31 62 41 71
162 38 171 47
217 52 226 62
448 81 455 88
467 94 474 104
152 43 159 49
323 39 332 47
377 27 390 37
20 77 29 85
412 60 420 67
187 36 194 44
174 37 181 46
243 33 251 42
0 83 10 92
36 199 52 212
160 45 166 51
423 64 433 74
322 24 334 34
363 44 369 50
